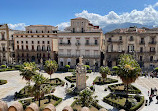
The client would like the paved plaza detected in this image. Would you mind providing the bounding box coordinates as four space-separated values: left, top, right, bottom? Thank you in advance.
0 71 158 111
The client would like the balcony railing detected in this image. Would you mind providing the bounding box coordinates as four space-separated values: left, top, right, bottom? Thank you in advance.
149 41 156 44
139 41 145 45
85 43 98 46
106 50 125 53
59 43 71 46
107 40 123 43
58 54 100 58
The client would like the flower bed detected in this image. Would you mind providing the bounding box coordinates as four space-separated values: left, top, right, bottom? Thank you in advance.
19 95 62 110
93 77 118 85
108 83 141 94
44 78 65 86
0 80 7 85
71 100 104 111
103 93 144 111
65 76 89 83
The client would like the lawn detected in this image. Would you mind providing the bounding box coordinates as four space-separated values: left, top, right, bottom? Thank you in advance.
0 80 7 85
93 77 118 85
45 78 65 86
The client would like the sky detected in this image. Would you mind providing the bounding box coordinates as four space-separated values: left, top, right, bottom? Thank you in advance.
1 0 158 30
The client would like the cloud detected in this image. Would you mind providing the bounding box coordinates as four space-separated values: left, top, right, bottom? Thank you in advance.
8 23 27 30
74 2 158 27
57 22 70 30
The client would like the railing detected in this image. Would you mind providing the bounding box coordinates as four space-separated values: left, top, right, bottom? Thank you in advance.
139 41 145 45
107 40 123 43
58 54 100 58
149 41 156 44
106 50 125 53
85 43 98 46
59 43 71 45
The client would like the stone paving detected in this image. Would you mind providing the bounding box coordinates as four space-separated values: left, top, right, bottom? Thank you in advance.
0 71 158 111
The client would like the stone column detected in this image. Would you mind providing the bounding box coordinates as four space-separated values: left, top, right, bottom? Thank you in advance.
76 56 86 91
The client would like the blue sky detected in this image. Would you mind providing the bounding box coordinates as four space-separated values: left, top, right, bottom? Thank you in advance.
1 0 158 30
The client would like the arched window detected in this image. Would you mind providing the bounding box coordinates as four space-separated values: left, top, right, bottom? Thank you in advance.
42 45 45 51
48 31 49 33
37 45 41 51
47 45 50 51
1 32 5 40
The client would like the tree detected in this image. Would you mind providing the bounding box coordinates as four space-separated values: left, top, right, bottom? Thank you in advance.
77 89 98 107
31 73 51 106
116 54 141 102
20 62 38 86
99 66 111 82
44 60 58 82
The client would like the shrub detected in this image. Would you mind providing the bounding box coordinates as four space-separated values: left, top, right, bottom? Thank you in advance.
1 65 7 68
71 84 75 88
65 65 70 69
84 65 90 70
15 65 21 70
68 69 75 72
90 86 94 90
87 70 92 73
134 94 141 102
0 80 7 85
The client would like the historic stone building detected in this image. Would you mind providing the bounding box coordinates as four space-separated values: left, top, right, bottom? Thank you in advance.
13 25 58 64
58 17 103 68
0 24 18 65
103 26 158 70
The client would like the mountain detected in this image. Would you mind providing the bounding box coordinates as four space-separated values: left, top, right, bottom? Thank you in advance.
102 22 153 34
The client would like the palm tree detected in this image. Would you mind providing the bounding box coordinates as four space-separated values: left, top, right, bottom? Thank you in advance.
116 54 141 101
99 66 111 82
44 60 58 82
77 89 98 107
32 73 51 106
20 62 38 86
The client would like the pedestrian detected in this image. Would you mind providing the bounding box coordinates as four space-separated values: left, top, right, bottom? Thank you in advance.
149 95 152 105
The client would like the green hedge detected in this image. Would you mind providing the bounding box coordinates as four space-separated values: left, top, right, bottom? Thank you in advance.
0 80 7 85
68 69 75 72
103 94 144 111
0 68 15 72
87 70 92 73
1 65 6 68
108 83 141 94
93 77 118 85
45 78 65 86
65 76 89 83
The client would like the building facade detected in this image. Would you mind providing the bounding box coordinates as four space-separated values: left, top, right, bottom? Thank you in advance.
103 27 158 71
0 24 18 65
13 25 58 64
58 17 103 69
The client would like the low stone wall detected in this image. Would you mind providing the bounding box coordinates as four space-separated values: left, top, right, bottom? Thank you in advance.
0 101 107 111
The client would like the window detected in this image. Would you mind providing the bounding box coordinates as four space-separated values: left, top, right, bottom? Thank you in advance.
21 45 23 50
150 47 155 52
32 45 34 50
86 62 89 65
140 56 143 61
150 56 153 62
37 45 40 51
68 40 71 44
128 45 134 52
37 35 39 37
32 41 34 44
21 35 23 37
108 38 111 42
119 36 122 40
47 41 50 44
129 36 134 41
22 53 24 57
36 30 38 33
26 41 28 44
81 28 84 33
26 35 28 37
48 31 49 33
43 41 45 44
17 45 19 50
26 45 28 50
140 38 144 44
47 35 49 37
1 33 5 40
68 62 71 65
47 45 50 51
140 47 143 52
42 31 44 33
38 41 40 44
86 40 89 45
60 39 63 44
42 45 45 51
73 28 75 33
108 44 113 52
31 35 33 37
95 39 98 45
42 35 44 37
17 41 19 44
21 41 23 44
85 50 90 55
60 62 63 66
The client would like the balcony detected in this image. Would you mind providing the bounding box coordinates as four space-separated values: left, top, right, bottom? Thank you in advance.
139 41 145 45
59 43 71 46
149 41 156 44
107 40 123 43
75 43 81 46
85 43 98 46
58 54 100 59
106 50 125 53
